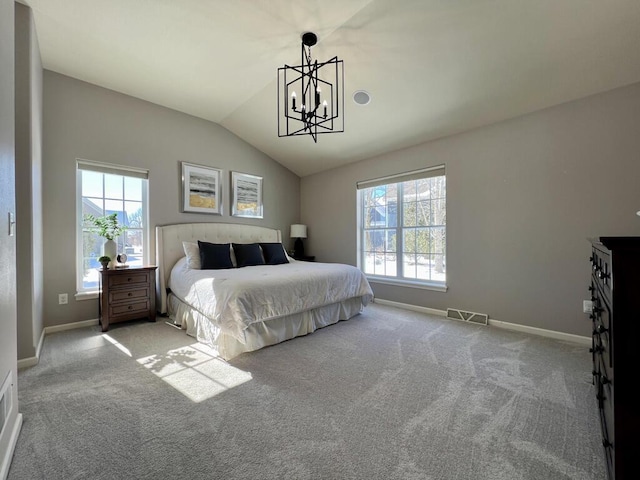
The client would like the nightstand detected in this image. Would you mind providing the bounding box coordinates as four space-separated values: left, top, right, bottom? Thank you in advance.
293 255 315 262
99 266 157 332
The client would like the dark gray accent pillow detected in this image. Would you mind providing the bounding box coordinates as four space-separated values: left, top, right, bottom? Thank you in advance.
232 243 265 267
198 241 233 270
260 243 289 265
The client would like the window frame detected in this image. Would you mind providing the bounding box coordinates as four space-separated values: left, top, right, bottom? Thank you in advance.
357 166 447 291
75 159 150 297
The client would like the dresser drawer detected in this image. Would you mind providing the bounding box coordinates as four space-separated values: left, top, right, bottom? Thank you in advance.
108 272 149 288
590 246 612 300
592 294 612 369
109 287 149 303
109 300 150 318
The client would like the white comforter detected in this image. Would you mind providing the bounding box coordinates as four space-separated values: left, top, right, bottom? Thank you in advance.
169 258 374 342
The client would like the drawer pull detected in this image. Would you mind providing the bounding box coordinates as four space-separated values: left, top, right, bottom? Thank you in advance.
595 324 607 334
128 292 132 297
602 438 612 449
128 277 132 282
589 345 604 354
128 305 133 310
601 376 611 385
596 393 606 402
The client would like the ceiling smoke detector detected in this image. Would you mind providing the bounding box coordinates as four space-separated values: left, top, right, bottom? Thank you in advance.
353 90 371 106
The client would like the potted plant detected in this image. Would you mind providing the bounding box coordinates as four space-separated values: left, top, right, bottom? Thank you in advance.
85 213 127 269
98 255 111 270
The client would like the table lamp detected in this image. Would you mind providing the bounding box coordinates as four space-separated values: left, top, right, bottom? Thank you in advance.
290 224 307 257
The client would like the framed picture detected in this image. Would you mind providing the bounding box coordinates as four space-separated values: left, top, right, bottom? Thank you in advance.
181 162 222 215
231 171 263 218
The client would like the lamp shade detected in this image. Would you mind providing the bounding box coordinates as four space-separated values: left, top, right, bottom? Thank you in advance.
290 224 307 238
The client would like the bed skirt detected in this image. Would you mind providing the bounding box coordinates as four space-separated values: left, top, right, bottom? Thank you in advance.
167 293 366 360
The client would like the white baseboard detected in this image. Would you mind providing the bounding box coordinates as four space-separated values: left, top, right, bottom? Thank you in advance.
372 298 591 346
17 319 99 370
44 318 99 335
373 298 447 317
0 412 22 480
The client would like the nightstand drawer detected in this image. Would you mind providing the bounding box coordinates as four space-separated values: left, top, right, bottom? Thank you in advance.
110 300 149 317
108 272 149 288
109 288 149 303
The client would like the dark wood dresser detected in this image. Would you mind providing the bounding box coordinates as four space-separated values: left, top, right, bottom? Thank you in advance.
589 237 640 480
99 266 157 332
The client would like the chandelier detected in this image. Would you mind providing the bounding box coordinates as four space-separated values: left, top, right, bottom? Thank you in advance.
278 32 344 143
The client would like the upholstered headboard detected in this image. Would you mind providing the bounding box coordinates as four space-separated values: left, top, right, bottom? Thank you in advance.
155 223 282 314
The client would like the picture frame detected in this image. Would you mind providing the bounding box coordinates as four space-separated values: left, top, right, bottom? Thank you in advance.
181 162 222 215
231 171 263 218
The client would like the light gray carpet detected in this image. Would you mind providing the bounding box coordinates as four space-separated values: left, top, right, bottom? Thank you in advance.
8 304 605 480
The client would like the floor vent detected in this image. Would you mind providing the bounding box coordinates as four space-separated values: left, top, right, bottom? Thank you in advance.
446 308 489 325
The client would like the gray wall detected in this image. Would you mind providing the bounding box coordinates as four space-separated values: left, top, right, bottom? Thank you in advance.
301 81 640 338
43 71 300 327
15 2 44 360
0 0 19 473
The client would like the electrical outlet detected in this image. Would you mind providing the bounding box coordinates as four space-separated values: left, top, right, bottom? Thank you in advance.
58 293 68 305
583 300 593 314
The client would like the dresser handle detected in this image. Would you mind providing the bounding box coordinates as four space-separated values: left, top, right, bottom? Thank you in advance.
127 277 132 282
595 324 607 334
128 292 132 297
128 305 133 310
589 345 604 354
601 376 611 385
602 438 612 449
596 393 606 402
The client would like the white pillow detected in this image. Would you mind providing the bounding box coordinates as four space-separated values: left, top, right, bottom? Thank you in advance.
182 241 201 269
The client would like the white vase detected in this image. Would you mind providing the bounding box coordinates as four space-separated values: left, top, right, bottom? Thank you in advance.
103 239 117 269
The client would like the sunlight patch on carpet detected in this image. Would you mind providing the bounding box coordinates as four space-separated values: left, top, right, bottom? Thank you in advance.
135 342 252 402
102 334 133 357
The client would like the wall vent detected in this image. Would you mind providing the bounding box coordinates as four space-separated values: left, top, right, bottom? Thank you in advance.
446 308 489 325
0 372 11 437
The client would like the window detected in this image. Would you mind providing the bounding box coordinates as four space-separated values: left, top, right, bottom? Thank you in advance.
357 166 446 288
76 160 149 293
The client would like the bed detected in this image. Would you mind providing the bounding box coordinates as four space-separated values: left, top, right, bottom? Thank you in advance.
156 223 374 359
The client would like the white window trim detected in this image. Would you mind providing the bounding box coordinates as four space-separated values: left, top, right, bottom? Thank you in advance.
76 159 149 294
366 276 448 292
357 166 447 288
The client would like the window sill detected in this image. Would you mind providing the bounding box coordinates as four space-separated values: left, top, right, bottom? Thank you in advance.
75 291 99 301
366 276 447 292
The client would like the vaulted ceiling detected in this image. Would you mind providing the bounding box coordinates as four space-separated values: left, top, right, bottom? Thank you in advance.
24 0 640 176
